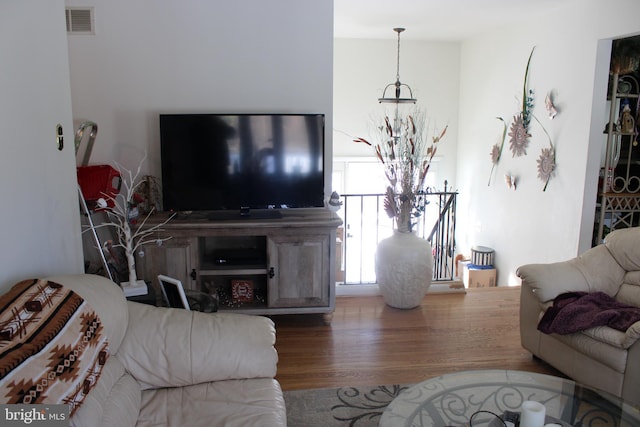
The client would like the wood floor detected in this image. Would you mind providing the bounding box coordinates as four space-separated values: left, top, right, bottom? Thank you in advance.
273 286 564 391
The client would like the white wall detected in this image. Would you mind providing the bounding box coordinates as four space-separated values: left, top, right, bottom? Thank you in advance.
456 0 640 285
62 0 639 289
66 0 334 196
0 1 83 292
333 38 459 190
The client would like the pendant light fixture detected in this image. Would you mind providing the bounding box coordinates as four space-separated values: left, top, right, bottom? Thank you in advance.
378 27 417 104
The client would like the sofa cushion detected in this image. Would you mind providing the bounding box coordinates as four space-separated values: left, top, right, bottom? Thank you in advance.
605 226 640 272
552 329 629 373
117 302 278 389
136 378 286 427
71 357 140 427
581 322 640 349
616 272 640 307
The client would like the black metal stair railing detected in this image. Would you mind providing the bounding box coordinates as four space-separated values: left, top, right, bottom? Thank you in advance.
335 190 457 285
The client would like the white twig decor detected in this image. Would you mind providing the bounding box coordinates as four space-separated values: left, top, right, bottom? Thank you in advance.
87 153 174 284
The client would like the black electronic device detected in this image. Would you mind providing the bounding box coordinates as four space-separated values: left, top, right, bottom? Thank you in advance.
502 410 519 425
211 249 265 267
159 113 325 215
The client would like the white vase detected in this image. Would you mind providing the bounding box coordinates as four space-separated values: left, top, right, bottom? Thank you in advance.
375 231 434 309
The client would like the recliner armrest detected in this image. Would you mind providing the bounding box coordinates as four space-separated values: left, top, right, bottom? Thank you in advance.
516 244 625 303
116 302 278 390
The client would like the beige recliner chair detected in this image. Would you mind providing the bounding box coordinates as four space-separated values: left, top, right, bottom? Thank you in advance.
517 226 640 407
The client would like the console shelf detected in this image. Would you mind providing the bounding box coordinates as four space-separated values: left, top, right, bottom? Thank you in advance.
135 208 342 323
199 268 268 275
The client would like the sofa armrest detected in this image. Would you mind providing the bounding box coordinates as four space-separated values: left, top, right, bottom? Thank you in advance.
623 333 640 405
516 244 625 303
116 302 278 390
519 277 544 354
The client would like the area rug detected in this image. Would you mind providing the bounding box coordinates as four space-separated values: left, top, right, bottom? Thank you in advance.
284 384 412 427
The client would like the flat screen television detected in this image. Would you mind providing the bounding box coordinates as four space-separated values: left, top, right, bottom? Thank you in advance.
159 113 325 217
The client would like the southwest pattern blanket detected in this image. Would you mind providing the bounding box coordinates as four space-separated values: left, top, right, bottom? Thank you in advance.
0 279 109 416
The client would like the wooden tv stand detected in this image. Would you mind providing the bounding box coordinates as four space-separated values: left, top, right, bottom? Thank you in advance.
135 208 342 323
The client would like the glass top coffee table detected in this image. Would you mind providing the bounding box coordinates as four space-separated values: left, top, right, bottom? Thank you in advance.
379 370 639 427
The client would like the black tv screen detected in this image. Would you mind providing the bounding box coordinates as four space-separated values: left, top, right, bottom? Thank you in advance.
159 113 325 213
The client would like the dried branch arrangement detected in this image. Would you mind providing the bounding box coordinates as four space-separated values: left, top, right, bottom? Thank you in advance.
89 154 174 284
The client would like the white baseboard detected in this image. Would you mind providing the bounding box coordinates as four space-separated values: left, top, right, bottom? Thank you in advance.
336 281 466 297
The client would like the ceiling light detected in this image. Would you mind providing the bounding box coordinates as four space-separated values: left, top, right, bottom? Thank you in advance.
378 28 417 104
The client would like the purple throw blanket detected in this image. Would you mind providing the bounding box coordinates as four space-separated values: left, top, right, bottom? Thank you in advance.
538 291 640 335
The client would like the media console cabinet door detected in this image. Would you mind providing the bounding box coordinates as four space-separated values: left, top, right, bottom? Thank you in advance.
267 234 330 308
137 237 197 292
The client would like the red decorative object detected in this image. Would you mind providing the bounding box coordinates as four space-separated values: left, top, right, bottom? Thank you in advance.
231 280 254 302
77 165 122 208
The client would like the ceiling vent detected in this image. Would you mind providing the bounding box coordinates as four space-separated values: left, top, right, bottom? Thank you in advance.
65 7 94 34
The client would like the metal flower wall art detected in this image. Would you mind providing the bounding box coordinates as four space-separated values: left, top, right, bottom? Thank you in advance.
488 46 557 191
488 117 507 185
508 113 532 157
509 47 536 158
537 147 556 188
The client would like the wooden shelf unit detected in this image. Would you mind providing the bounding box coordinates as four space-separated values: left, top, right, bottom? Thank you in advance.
135 208 342 322
594 73 640 244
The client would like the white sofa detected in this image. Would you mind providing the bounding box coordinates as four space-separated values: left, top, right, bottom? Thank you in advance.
517 226 640 407
0 274 286 427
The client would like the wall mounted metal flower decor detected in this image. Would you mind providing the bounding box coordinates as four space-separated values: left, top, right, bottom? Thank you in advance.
488 46 557 191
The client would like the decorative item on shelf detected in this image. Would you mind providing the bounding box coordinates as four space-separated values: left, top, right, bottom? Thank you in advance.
620 103 635 134
216 286 266 309
326 191 343 212
139 174 163 214
231 279 255 303
617 78 632 95
87 153 175 292
185 290 218 313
